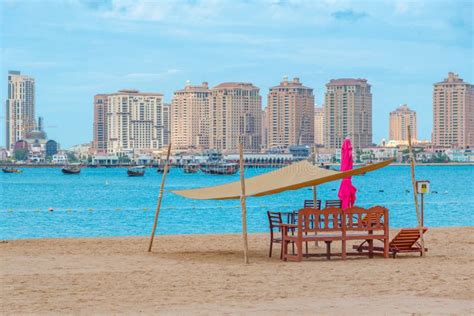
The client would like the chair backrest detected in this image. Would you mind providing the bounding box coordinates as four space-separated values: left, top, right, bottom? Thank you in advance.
267 211 282 232
304 199 321 209
297 207 342 234
325 199 342 208
344 206 388 232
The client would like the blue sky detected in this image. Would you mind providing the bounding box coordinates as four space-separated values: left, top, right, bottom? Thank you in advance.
1 0 472 148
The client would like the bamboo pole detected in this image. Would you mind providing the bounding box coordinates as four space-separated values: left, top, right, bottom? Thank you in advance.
312 145 318 206
148 143 172 252
239 144 249 264
407 126 425 256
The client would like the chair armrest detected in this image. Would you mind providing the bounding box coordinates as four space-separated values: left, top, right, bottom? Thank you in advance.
279 224 297 229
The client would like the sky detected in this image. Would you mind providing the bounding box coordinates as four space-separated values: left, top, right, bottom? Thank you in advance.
0 0 473 148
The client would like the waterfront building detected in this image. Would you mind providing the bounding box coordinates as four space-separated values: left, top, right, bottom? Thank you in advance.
433 72 473 149
93 94 108 154
162 103 171 146
210 82 262 153
92 89 165 155
45 140 59 157
261 107 268 150
324 78 372 149
314 105 324 146
389 104 417 142
171 82 210 150
5 71 36 150
267 77 314 149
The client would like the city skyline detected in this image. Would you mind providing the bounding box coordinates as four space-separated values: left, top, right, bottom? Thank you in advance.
1 0 473 148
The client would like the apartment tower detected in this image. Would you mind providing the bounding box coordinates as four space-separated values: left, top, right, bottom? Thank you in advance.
389 104 417 142
433 72 473 148
171 82 210 150
267 77 314 149
92 89 165 155
210 82 262 152
314 105 324 146
5 71 36 150
324 79 372 149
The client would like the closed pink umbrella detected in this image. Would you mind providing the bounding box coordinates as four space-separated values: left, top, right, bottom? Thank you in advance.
338 138 357 209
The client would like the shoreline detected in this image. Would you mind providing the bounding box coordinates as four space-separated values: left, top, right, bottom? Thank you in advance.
2 227 473 314
2 162 474 168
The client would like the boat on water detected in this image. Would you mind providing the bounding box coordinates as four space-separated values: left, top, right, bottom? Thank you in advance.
2 167 22 174
200 151 239 175
157 165 170 173
61 166 81 174
200 163 239 175
183 163 199 174
127 166 145 177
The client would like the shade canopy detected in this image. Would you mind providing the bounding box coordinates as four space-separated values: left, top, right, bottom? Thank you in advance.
172 159 394 200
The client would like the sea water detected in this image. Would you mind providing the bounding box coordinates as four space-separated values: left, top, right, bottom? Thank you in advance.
1 166 473 239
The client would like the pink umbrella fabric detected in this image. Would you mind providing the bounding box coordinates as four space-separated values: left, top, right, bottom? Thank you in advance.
338 138 357 209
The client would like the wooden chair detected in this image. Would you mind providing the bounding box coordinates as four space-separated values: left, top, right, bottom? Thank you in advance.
304 199 321 209
354 227 427 258
267 211 283 258
325 200 342 208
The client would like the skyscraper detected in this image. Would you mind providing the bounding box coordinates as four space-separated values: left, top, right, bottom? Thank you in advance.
314 105 324 146
162 103 171 146
389 104 417 142
267 77 314 149
92 89 165 155
93 94 108 154
324 79 372 149
171 82 210 150
261 107 268 150
433 72 473 148
210 82 262 152
5 71 36 150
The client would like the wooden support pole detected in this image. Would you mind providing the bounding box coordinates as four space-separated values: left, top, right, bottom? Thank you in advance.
312 145 318 207
407 126 425 256
148 143 172 252
239 144 249 264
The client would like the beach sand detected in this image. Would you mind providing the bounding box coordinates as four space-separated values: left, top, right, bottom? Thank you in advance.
1 227 473 315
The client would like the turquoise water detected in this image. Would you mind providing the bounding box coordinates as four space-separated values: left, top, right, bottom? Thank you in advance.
1 166 473 240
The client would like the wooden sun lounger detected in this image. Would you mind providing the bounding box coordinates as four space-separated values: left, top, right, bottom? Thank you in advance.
354 227 428 258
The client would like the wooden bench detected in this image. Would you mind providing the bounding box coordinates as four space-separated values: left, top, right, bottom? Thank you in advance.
280 206 389 261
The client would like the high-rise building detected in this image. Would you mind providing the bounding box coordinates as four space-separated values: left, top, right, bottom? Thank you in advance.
92 89 165 155
261 107 268 150
5 71 36 150
267 77 314 149
324 78 372 149
314 105 324 146
162 103 171 146
210 82 262 152
389 104 417 142
171 82 210 150
433 72 473 148
93 94 108 154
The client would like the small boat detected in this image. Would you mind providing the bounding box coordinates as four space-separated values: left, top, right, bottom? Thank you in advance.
127 166 145 177
183 163 199 174
61 166 81 174
2 167 22 174
157 165 170 173
200 150 239 175
200 163 239 175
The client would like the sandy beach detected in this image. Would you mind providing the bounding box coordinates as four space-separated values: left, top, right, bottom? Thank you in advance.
1 227 473 315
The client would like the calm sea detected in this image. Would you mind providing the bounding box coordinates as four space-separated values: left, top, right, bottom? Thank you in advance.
1 165 473 240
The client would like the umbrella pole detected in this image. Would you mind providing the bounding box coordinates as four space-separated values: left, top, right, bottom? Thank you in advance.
407 126 425 256
239 144 249 264
148 143 172 252
312 145 318 207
